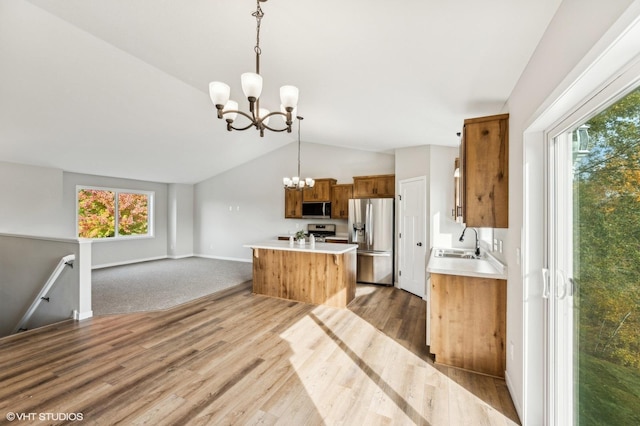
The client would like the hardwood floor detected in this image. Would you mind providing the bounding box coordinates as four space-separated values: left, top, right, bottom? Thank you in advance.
0 282 520 425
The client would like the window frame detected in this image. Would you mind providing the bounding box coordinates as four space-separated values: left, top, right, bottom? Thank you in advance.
76 185 155 241
520 11 640 423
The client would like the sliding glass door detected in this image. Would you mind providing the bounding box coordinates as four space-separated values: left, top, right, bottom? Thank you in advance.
547 86 640 425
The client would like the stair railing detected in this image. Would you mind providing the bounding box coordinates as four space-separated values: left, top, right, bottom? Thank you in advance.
12 254 75 334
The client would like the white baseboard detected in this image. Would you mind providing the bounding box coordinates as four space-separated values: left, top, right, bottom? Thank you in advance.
168 253 195 259
92 254 251 269
74 310 93 320
195 254 252 263
92 255 168 269
504 369 523 423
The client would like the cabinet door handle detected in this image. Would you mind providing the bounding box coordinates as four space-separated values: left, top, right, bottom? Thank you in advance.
417 242 423 246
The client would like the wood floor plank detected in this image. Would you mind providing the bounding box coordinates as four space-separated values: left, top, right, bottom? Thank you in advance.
0 281 520 425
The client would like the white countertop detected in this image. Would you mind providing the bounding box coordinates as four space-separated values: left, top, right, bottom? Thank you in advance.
426 248 507 280
277 234 349 241
245 240 358 255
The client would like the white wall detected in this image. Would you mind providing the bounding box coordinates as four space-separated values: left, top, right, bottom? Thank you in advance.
194 141 395 261
0 162 175 268
0 162 66 237
394 145 493 254
428 145 468 250
394 146 429 287
505 0 636 423
63 172 169 267
0 234 92 337
168 183 194 258
395 146 429 184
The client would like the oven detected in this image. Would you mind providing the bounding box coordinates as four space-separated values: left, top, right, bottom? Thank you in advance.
307 224 336 242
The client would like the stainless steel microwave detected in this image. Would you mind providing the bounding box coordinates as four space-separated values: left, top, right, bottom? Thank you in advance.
302 202 331 219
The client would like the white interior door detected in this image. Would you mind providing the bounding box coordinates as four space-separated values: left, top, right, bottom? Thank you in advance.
398 177 426 297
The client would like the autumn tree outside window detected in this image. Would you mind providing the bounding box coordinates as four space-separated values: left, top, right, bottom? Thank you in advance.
77 187 153 239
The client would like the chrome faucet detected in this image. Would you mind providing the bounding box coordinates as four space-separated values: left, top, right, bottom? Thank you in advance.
459 227 480 257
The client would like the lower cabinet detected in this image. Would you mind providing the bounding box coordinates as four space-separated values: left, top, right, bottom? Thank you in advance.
429 273 506 377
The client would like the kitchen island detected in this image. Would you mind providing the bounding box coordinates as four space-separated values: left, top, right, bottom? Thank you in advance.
244 240 358 308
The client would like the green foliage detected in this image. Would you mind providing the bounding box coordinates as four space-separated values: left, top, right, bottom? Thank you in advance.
574 87 640 424
578 352 640 425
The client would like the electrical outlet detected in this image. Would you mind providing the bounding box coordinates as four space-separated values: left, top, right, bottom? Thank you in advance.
498 240 503 253
493 238 498 251
510 341 514 360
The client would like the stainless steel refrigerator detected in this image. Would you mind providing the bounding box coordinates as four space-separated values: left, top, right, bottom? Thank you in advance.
348 198 394 285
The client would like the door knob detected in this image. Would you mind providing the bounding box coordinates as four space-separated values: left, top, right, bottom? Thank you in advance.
417 242 423 246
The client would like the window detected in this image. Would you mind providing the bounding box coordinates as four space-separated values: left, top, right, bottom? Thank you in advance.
77 187 153 239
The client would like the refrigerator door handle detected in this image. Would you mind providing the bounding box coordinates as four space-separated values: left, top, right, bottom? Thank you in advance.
358 251 391 257
367 201 373 247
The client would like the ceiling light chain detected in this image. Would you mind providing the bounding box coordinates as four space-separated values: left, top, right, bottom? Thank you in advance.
209 0 299 137
252 2 263 60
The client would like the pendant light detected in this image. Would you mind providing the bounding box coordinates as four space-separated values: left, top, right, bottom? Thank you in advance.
283 117 314 189
209 0 299 137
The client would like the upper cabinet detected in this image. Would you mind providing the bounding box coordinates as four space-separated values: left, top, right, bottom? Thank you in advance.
284 175 393 219
302 178 336 202
331 184 353 219
284 188 303 218
458 113 509 228
353 174 395 198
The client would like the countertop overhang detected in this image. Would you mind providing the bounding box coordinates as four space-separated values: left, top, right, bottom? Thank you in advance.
244 240 358 255
427 248 507 280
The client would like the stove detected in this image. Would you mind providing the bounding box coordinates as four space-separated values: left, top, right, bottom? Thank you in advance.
307 224 336 242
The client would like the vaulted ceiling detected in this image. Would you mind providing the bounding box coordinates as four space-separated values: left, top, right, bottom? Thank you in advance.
0 0 561 183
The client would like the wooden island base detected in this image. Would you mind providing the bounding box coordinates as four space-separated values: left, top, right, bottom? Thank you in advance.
250 245 357 308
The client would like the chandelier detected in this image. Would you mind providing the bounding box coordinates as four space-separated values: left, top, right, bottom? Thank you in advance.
283 117 315 189
209 0 299 137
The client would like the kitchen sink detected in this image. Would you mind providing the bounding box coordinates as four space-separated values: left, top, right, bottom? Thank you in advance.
433 248 479 259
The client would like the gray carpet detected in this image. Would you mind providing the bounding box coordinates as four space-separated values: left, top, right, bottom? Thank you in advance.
91 257 252 315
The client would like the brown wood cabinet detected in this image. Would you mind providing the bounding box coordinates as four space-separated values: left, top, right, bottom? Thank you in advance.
302 178 336 202
251 247 356 308
325 237 349 244
429 273 506 377
331 184 353 219
284 188 302 218
353 174 395 198
459 113 509 228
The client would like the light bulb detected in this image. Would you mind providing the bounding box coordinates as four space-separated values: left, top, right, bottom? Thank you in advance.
241 72 263 100
209 82 230 107
258 108 270 126
222 100 238 121
280 85 299 109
